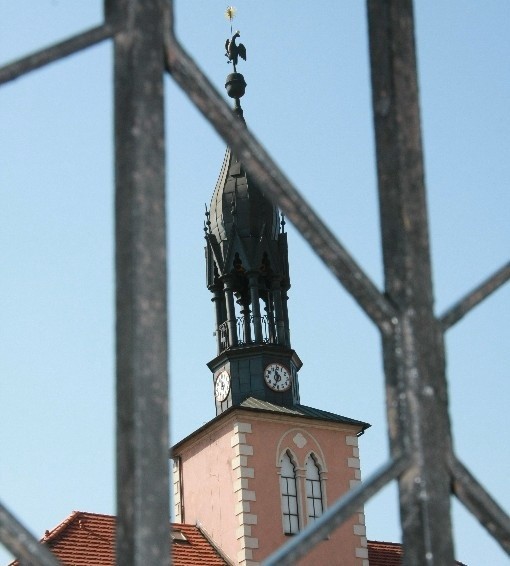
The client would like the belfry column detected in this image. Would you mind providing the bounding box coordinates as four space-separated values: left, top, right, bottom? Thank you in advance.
223 277 238 347
282 291 291 347
248 272 263 343
212 288 226 354
240 299 252 344
264 298 276 344
271 279 286 345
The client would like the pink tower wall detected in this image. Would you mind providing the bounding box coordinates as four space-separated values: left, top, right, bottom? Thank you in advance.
173 409 368 566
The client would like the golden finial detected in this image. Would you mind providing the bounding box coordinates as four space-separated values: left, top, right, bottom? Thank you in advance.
225 6 236 35
225 6 237 22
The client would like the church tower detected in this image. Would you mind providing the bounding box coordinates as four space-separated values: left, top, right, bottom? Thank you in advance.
172 26 370 566
204 61 301 416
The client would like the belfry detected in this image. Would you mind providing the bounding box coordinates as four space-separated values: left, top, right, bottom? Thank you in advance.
205 56 301 415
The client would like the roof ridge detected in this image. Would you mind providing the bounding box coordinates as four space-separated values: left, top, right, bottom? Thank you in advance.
368 539 403 546
196 521 233 565
42 510 81 543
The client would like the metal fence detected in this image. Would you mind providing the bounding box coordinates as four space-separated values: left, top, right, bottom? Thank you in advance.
0 1 509 565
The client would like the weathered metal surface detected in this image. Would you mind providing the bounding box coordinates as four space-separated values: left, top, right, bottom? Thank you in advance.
0 24 115 86
440 261 510 330
367 1 455 564
106 0 170 564
0 1 509 564
0 502 61 566
450 457 510 555
264 456 409 566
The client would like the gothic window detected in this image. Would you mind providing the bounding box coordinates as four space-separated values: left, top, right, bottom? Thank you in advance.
305 454 324 523
280 451 299 535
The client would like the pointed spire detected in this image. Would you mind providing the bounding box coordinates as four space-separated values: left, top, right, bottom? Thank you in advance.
206 9 299 415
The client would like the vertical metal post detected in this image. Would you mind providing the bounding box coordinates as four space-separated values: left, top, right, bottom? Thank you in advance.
106 1 170 564
367 1 455 564
249 273 263 343
223 278 239 347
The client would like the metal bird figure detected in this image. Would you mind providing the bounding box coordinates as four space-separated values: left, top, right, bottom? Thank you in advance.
225 31 246 72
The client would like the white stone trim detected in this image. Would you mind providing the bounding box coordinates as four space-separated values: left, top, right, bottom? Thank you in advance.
232 420 259 566
237 549 252 562
275 428 328 472
236 525 252 538
237 549 261 566
233 466 255 479
234 422 252 434
236 489 256 502
232 454 248 469
346 435 359 446
234 443 254 457
235 501 251 515
346 436 369 565
243 513 257 525
242 537 259 549
172 459 181 522
231 433 246 447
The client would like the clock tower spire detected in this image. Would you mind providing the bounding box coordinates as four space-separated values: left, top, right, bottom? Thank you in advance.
205 29 302 415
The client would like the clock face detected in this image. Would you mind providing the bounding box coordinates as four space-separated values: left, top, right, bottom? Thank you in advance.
214 370 231 402
264 363 291 392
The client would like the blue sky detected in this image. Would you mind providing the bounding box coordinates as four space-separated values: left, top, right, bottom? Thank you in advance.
1 2 509 564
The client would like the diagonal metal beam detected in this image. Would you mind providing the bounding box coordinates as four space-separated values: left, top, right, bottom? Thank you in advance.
162 4 396 336
263 455 410 566
440 261 510 331
450 456 510 555
0 24 115 86
0 501 61 566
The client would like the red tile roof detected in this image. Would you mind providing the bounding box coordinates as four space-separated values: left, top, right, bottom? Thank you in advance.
10 512 467 566
9 511 228 566
368 539 467 566
368 540 403 566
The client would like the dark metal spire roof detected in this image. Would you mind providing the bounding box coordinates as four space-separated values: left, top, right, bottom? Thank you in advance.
209 147 280 245
207 31 280 269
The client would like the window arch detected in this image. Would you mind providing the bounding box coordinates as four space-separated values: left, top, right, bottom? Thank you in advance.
305 453 324 523
279 450 299 534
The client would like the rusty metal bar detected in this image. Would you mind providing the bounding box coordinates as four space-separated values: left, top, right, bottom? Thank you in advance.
162 5 396 336
450 457 510 555
367 1 455 564
263 455 410 566
0 24 115 86
0 502 61 566
440 261 510 331
105 0 170 564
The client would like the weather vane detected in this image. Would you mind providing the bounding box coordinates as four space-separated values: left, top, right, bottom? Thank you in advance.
224 6 246 73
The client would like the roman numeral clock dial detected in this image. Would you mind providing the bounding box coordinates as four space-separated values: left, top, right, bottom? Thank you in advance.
264 363 291 392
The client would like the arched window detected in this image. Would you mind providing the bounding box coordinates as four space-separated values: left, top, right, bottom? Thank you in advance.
279 451 299 534
305 454 323 523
